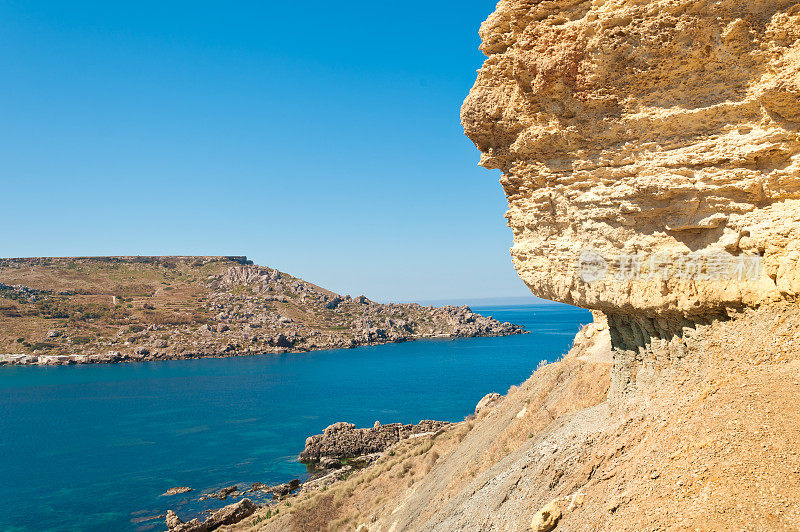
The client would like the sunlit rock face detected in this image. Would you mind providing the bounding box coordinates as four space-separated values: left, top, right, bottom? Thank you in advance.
462 0 800 324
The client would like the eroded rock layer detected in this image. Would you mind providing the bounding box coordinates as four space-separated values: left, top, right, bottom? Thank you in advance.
222 5 800 530
462 0 800 322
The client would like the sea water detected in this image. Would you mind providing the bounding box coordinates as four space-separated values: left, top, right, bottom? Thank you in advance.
0 304 591 531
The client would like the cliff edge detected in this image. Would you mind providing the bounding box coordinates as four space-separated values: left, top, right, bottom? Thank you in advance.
228 2 800 530
462 0 800 336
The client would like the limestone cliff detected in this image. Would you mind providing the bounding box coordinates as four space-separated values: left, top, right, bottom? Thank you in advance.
461 0 800 336
223 3 800 531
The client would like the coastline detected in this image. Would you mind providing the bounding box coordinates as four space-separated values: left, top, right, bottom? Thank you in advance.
0 328 526 367
0 257 525 367
162 419 455 531
0 303 586 532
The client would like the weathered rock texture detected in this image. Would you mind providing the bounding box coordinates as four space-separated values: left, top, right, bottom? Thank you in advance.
166 498 256 532
462 0 800 333
299 420 449 463
228 4 800 531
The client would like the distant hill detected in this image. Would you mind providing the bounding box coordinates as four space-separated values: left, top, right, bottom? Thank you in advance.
0 256 523 365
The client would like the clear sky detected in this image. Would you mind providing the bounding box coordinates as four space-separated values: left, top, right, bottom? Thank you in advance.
0 1 538 303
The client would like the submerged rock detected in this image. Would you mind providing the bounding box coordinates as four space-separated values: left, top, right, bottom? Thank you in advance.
162 486 192 496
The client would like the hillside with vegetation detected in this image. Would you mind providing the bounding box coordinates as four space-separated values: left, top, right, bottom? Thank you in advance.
0 256 521 364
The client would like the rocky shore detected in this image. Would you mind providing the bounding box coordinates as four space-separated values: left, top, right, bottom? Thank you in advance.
184 1 800 529
0 256 524 366
165 498 257 532
161 418 450 531
299 420 450 464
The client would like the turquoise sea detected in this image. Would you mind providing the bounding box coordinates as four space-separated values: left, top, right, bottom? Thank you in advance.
0 304 591 532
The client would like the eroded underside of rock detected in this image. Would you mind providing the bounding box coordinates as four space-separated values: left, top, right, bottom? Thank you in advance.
462 0 800 341
224 5 800 530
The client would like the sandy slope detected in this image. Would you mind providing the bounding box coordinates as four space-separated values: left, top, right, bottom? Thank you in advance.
230 303 800 531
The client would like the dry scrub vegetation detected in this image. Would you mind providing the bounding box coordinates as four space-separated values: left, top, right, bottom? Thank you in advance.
0 256 222 355
231 420 474 531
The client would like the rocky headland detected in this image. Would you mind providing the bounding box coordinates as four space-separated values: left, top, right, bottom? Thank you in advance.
226 1 800 530
0 256 522 365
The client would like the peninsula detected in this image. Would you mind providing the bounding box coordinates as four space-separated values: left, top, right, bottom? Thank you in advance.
0 256 522 365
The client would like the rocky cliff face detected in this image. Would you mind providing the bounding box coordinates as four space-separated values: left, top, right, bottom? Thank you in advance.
462 0 800 342
226 5 800 530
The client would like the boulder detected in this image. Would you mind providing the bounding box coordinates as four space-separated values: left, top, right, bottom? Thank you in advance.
165 498 256 532
203 498 256 530
319 457 342 469
165 510 183 530
530 500 561 532
325 296 343 309
475 393 503 415
271 479 301 499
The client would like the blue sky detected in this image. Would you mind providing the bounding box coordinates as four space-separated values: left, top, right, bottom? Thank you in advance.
0 1 538 303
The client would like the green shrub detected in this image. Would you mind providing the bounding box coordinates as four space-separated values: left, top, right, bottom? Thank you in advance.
30 342 56 351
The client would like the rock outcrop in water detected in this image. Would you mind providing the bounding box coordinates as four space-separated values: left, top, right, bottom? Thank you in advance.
165 498 256 532
461 0 800 339
299 420 449 463
162 486 192 496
